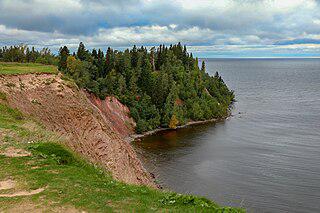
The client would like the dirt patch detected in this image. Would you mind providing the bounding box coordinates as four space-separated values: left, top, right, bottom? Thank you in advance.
0 147 31 157
46 170 59 174
0 187 45 198
0 130 17 144
0 179 15 190
0 178 44 198
2 203 82 213
21 121 39 132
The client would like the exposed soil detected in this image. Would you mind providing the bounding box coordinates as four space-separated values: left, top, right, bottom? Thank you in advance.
0 74 155 187
0 147 31 157
0 179 15 190
0 178 45 198
0 188 45 198
87 94 135 139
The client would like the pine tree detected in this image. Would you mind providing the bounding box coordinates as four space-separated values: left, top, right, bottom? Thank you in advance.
97 49 105 77
58 46 70 71
105 47 115 73
91 49 98 59
25 47 31 63
163 83 179 126
138 54 152 93
76 42 87 61
131 45 139 68
150 47 156 71
201 61 206 72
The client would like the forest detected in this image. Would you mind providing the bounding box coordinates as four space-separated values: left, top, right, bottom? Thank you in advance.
0 43 234 133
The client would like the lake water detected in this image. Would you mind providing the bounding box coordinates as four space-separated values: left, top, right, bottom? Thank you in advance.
133 58 320 212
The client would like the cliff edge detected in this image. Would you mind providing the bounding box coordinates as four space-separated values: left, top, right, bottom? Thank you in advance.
0 73 155 187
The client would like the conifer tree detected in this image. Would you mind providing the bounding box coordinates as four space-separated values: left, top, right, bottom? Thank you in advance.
201 61 206 72
139 54 152 94
150 47 156 71
58 46 70 71
131 45 139 68
91 49 98 59
76 42 87 61
163 83 179 126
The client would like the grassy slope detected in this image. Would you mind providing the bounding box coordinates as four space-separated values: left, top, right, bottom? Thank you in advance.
0 62 57 75
0 63 244 212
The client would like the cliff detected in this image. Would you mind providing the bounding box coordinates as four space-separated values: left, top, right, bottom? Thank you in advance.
86 94 136 140
0 73 155 187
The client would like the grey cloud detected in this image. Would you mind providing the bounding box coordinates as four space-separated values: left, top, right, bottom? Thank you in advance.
0 0 319 52
0 0 142 35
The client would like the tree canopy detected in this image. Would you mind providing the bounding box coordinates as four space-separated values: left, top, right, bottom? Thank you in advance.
59 43 234 133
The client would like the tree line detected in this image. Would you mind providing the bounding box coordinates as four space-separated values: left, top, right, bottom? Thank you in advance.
0 45 57 65
59 42 234 133
0 42 234 133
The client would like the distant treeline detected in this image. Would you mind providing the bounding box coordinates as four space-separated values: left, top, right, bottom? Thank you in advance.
0 45 57 65
59 42 234 133
0 43 234 133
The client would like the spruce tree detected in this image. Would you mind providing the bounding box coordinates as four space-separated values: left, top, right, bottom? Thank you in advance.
201 61 206 72
58 46 70 71
138 54 152 94
76 42 87 61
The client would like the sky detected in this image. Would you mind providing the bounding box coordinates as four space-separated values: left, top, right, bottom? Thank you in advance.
0 0 320 58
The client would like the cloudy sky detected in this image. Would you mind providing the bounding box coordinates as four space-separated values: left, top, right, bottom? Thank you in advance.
0 0 320 57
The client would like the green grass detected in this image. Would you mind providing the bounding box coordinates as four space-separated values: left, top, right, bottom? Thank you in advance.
0 103 244 212
0 92 6 101
0 62 57 75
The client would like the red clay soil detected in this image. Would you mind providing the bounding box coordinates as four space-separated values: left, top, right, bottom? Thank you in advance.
0 73 155 187
86 94 135 140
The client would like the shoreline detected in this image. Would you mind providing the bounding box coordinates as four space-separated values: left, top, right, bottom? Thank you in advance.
128 112 231 142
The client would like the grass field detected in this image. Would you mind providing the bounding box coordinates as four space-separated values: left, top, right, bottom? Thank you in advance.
0 100 244 212
0 62 57 75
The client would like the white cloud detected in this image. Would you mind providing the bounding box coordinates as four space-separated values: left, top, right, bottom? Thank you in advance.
0 24 215 47
0 0 319 57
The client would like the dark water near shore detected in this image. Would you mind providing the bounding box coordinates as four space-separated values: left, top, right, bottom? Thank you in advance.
133 58 320 212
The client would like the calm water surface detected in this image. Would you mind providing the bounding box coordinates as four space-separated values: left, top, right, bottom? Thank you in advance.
133 58 320 212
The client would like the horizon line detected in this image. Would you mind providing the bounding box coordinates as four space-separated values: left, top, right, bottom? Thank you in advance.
198 56 320 59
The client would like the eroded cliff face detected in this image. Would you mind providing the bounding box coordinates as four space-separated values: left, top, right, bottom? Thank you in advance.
0 73 155 187
86 94 135 140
